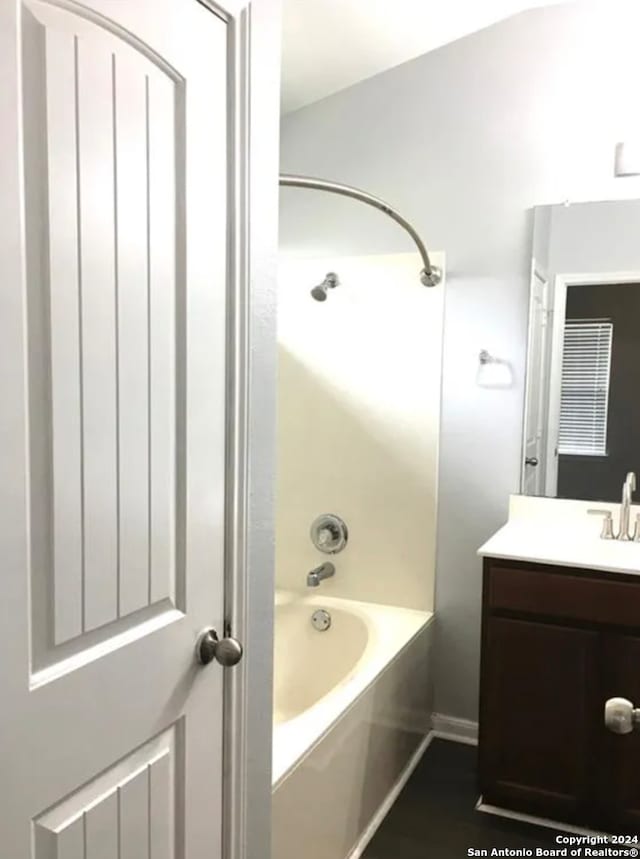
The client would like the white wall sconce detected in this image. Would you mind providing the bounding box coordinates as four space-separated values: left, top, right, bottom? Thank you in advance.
477 350 513 389
614 142 640 177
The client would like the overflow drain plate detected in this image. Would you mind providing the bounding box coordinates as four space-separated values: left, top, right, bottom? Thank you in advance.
311 609 331 632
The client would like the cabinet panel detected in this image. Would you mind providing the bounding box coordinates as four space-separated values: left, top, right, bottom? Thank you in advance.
479 616 599 822
489 562 640 628
600 634 640 831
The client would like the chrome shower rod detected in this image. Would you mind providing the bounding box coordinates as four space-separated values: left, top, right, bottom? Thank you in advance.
279 173 441 287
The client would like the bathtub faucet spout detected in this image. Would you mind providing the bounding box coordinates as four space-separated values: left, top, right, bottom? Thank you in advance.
306 562 336 588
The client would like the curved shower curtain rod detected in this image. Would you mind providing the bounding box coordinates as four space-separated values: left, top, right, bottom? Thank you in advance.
279 174 441 287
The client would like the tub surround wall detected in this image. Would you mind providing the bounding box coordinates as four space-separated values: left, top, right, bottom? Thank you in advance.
272 614 434 859
274 252 441 858
280 2 640 722
276 253 444 611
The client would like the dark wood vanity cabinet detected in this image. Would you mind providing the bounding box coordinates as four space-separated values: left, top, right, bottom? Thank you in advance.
599 633 640 830
479 558 640 832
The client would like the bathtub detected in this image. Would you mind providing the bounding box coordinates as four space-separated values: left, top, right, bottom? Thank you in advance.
272 591 434 859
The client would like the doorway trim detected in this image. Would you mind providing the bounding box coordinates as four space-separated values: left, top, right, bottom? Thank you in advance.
545 270 640 497
199 1 280 858
521 259 550 495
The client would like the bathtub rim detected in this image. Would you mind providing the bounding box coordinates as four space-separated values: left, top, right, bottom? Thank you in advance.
272 592 434 788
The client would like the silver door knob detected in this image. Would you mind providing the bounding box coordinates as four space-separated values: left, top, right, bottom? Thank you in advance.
525 457 539 467
604 697 640 734
196 628 243 667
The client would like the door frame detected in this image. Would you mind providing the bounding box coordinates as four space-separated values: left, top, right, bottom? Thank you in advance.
544 270 640 497
521 258 550 494
213 1 280 858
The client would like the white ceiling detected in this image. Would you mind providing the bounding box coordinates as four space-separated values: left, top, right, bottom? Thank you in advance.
281 0 563 113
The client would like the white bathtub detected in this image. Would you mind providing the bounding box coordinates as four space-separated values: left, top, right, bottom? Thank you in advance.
272 591 434 859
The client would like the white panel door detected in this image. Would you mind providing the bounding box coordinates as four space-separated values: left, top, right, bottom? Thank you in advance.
1 1 234 856
522 264 550 495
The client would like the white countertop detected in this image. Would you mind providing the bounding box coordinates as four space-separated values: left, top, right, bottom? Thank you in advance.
478 495 640 577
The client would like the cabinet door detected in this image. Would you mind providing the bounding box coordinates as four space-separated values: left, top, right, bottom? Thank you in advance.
479 616 599 823
600 634 640 831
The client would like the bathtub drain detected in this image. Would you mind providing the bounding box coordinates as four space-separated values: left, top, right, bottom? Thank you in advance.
311 609 331 631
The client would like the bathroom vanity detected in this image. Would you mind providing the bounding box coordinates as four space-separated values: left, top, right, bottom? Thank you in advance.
478 496 640 833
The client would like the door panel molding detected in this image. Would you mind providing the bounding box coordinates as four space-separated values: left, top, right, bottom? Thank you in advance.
24 0 186 80
22 0 188 671
34 724 179 858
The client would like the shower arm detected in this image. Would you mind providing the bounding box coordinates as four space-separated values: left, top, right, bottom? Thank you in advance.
279 174 441 287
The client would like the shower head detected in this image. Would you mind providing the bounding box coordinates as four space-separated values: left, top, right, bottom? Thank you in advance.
311 272 339 302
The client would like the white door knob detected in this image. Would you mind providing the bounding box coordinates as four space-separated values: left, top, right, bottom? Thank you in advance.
604 697 639 734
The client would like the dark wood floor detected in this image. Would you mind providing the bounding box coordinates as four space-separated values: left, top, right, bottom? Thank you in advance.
362 739 560 858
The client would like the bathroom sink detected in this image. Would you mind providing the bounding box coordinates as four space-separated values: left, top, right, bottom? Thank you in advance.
478 495 640 576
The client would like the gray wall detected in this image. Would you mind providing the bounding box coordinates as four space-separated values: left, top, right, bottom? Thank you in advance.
548 200 640 274
279 2 640 722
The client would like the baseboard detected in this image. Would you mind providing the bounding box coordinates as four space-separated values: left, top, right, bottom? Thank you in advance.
476 798 612 839
431 713 478 746
347 731 434 859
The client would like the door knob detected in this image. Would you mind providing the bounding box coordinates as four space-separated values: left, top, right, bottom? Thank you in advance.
604 697 640 734
196 628 243 667
525 456 539 467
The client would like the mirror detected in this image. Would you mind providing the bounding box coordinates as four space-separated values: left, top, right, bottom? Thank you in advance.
522 199 640 502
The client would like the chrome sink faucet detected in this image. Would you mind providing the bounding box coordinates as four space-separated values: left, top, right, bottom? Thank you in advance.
589 471 638 541
306 562 335 588
620 471 637 541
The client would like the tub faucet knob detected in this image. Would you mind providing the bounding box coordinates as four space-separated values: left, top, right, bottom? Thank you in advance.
310 514 348 554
